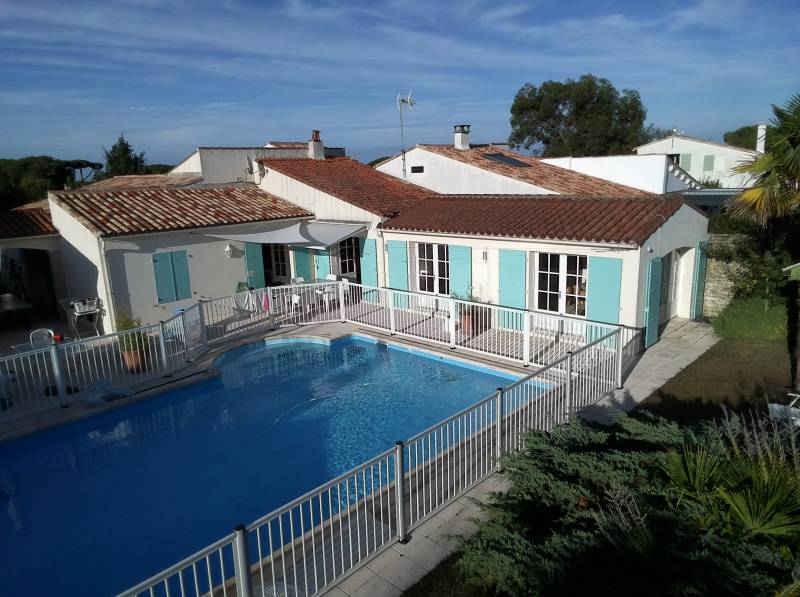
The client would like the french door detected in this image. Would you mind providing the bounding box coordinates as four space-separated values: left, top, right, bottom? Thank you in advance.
535 253 587 317
417 243 450 296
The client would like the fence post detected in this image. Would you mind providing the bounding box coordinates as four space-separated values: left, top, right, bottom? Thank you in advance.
269 287 277 329
448 299 457 349
339 281 347 323
394 440 408 543
615 328 624 389
522 313 531 367
50 344 68 408
389 291 396 335
495 387 504 465
197 300 208 349
233 524 253 597
158 321 171 376
565 351 574 420
179 309 191 363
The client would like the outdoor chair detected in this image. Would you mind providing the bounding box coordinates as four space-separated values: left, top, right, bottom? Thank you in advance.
29 328 55 349
291 276 305 284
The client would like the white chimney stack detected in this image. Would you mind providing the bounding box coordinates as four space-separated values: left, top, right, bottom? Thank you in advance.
454 124 471 150
756 123 767 154
308 129 325 160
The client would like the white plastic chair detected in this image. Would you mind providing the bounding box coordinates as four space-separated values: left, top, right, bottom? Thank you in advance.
326 274 338 281
291 293 301 315
292 277 305 284
29 328 55 349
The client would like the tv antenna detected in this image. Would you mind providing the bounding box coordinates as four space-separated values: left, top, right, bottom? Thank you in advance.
397 91 415 178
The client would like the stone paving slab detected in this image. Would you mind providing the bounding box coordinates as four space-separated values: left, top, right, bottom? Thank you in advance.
321 474 506 596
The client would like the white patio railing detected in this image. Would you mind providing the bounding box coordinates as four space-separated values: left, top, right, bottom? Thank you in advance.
118 327 623 597
0 281 643 423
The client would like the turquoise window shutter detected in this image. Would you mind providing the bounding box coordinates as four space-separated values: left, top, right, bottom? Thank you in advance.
499 249 526 308
153 253 176 304
293 247 314 280
314 249 331 280
644 257 662 348
170 250 192 300
244 242 266 288
386 240 409 290
586 257 622 324
679 153 692 171
691 241 708 319
448 245 472 298
359 238 378 287
499 249 526 330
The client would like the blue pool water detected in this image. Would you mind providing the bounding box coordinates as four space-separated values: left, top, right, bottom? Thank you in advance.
0 336 514 596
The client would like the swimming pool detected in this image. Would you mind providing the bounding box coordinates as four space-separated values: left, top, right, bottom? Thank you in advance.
0 335 515 596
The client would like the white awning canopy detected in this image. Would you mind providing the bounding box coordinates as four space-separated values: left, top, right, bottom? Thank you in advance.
208 221 365 249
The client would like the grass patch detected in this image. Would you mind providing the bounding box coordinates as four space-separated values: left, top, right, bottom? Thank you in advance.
711 297 787 340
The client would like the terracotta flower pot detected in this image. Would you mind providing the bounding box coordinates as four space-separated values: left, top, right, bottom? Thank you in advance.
121 349 147 373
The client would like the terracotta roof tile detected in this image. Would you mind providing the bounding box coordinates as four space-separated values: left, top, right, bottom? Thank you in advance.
0 204 56 239
87 173 203 190
417 144 647 197
258 157 432 216
50 186 311 237
380 194 693 246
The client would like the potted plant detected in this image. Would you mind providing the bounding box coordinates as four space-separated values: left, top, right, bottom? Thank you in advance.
452 291 491 337
116 311 151 373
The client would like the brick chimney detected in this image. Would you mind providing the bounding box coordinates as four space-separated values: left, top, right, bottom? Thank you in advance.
308 130 325 160
454 124 471 150
756 123 767 154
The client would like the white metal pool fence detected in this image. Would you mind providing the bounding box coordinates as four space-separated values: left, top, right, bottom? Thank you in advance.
0 280 642 423
117 326 624 597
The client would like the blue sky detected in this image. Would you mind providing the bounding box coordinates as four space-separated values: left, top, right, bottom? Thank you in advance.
0 0 798 164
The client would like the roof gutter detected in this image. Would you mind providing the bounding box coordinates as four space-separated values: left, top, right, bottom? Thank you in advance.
377 227 638 250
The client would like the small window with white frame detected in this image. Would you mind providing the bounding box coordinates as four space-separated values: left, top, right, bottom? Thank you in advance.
272 245 288 277
564 255 587 317
537 253 560 312
535 252 588 317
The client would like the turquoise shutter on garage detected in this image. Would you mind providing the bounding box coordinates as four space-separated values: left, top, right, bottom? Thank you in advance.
586 257 622 324
359 238 378 287
244 242 265 289
644 257 662 348
691 240 708 319
499 249 526 330
153 252 177 304
386 241 409 290
293 247 314 281
170 251 192 300
448 245 472 298
314 249 331 280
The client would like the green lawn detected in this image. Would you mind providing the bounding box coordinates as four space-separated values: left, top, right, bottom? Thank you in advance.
640 298 794 421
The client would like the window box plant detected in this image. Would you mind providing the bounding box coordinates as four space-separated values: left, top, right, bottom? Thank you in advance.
116 312 152 373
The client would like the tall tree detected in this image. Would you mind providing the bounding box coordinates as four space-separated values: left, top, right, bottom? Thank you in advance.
728 93 800 391
0 156 101 210
509 74 666 157
724 124 777 151
102 134 147 178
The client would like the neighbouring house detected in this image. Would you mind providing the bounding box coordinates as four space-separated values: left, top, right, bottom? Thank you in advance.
169 139 346 185
539 154 700 194
634 126 765 188
375 125 650 196
46 185 313 332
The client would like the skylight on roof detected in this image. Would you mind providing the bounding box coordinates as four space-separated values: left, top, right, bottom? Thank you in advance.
484 153 531 168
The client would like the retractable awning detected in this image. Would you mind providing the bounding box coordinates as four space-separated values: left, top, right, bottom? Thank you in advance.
208 221 365 249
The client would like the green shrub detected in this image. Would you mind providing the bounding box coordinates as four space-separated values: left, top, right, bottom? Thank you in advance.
712 298 787 341
456 413 798 596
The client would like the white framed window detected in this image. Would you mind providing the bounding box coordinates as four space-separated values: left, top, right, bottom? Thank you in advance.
272 245 288 278
338 237 359 276
535 252 588 317
417 243 449 295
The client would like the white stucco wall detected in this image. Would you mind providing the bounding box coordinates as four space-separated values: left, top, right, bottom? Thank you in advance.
636 137 756 188
541 154 695 194
170 150 202 174
634 204 709 326
102 227 259 327
48 199 114 332
377 230 642 327
376 148 556 194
